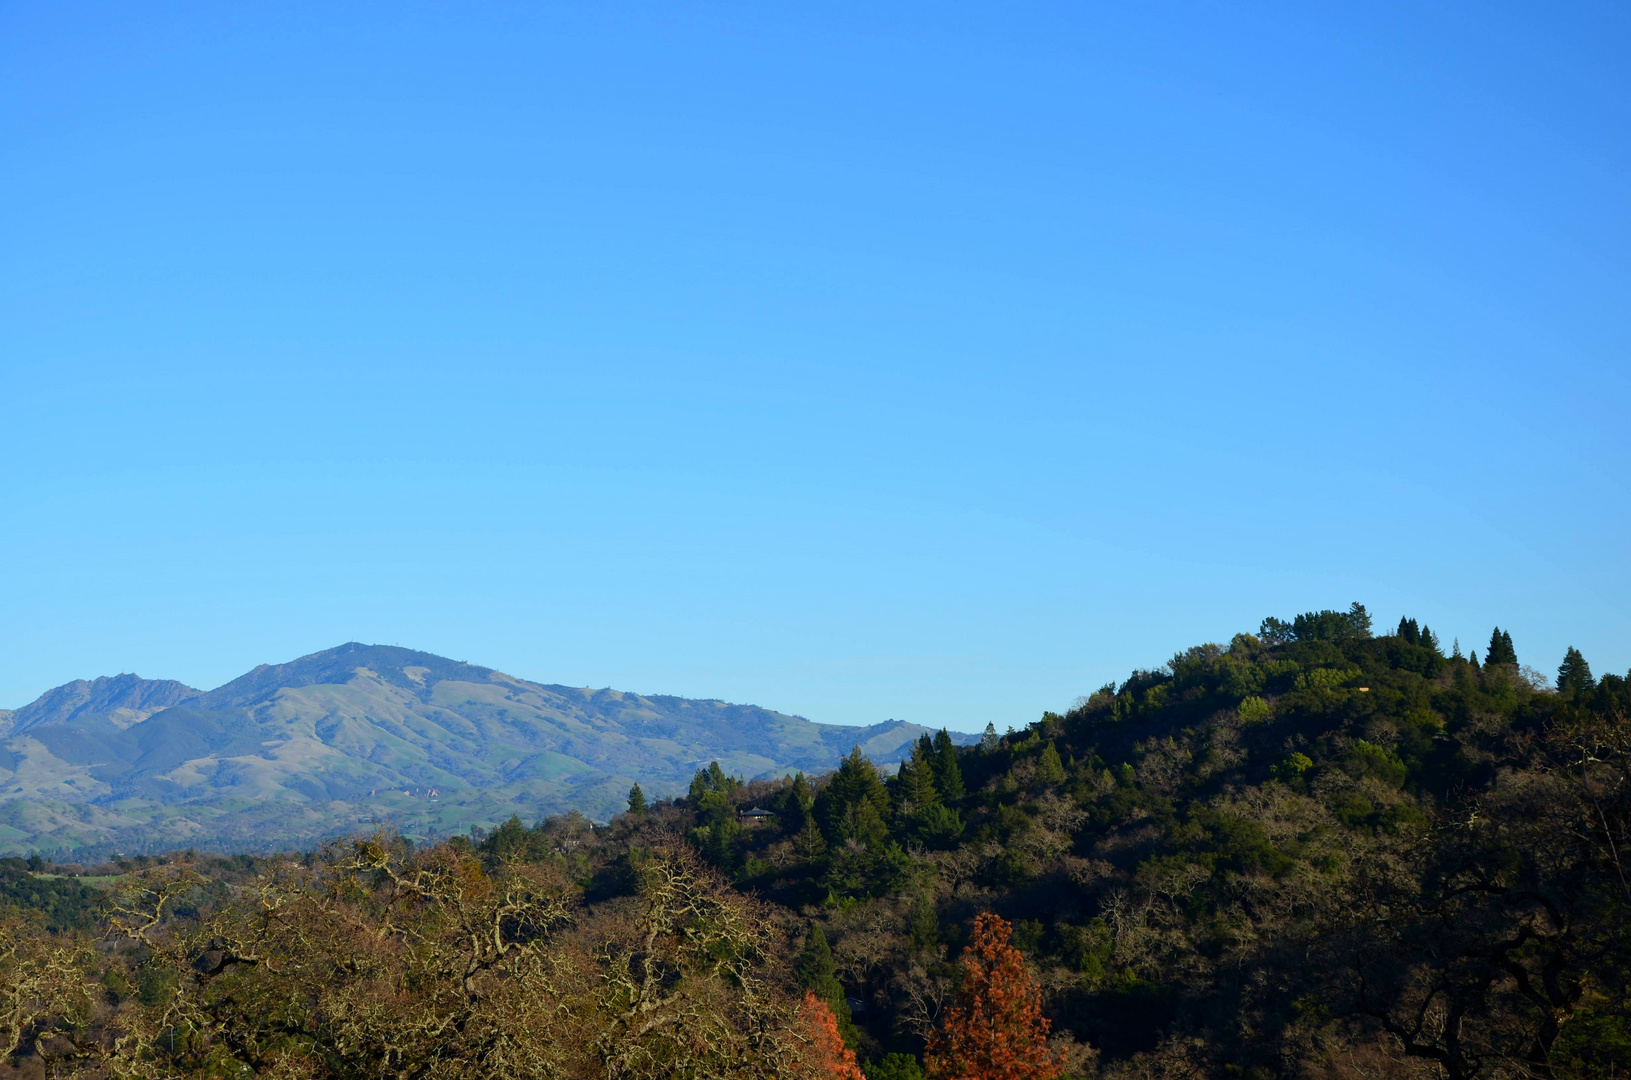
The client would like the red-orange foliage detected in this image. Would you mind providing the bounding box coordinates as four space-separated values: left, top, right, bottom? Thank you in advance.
924 913 1061 1080
798 990 867 1080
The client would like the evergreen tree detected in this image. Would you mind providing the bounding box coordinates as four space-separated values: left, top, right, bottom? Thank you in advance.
1469 646 1480 670
626 783 647 815
1452 637 1463 660
782 772 813 833
1035 742 1066 786
1558 647 1596 696
870 1054 927 1080
980 723 1001 752
1397 617 1420 644
908 892 940 953
815 747 892 844
1486 627 1518 666
1420 625 1440 654
895 742 942 814
932 729 965 801
793 817 829 862
795 923 861 1051
480 814 534 863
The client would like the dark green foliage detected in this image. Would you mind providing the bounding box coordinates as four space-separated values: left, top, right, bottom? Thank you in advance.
687 762 744 869
816 747 892 845
1035 741 1066 786
478 814 535 863
1265 603 1371 644
626 782 647 815
1487 625 1518 666
931 728 965 800
867 1052 925 1080
1558 646 1596 696
0 858 105 932
907 892 939 953
796 922 845 1009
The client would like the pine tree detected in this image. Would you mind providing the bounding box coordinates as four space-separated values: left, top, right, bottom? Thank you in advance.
783 772 814 833
795 924 845 1010
1487 627 1518 667
932 729 965 801
1469 647 1480 670
795 923 860 1050
1397 617 1420 644
1347 602 1374 638
980 723 1001 752
627 783 647 815
1035 742 1066 786
793 817 829 862
1420 625 1440 654
895 742 942 814
924 913 1062 1080
815 747 892 844
1557 647 1596 696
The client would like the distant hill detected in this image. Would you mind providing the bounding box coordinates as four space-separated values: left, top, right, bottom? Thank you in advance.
0 643 972 856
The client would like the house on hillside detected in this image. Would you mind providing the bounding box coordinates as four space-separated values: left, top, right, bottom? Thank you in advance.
739 806 773 827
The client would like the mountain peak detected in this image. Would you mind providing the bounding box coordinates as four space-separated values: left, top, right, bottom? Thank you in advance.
196 643 495 707
8 673 202 733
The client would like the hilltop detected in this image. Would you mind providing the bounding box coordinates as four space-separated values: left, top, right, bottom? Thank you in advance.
0 643 969 855
2 608 1628 1079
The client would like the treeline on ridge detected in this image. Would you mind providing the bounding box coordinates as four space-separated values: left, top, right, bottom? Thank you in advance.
2 605 1629 1080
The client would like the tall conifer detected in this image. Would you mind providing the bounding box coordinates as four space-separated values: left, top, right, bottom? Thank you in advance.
1557 647 1596 696
932 729 965 801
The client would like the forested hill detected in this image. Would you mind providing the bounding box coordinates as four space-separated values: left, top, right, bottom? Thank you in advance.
3 608 1627 1080
596 604 1629 1079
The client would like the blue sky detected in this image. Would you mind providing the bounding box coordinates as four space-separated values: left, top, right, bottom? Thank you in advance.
3 2 1627 730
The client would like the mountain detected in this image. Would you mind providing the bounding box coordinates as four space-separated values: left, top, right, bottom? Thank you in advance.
1 674 201 735
0 643 970 856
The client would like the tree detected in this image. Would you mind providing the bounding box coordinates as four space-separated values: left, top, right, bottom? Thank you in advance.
924 913 1061 1080
1558 647 1596 696
908 893 940 953
797 991 865 1080
480 813 536 863
796 923 846 1012
796 924 859 1047
1035 742 1066 787
815 748 892 845
870 1053 926 1080
627 783 647 815
932 729 965 801
895 742 943 815
1398 617 1421 644
1487 626 1518 667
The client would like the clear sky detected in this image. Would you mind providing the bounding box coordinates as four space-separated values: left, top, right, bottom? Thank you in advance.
3 2 1627 730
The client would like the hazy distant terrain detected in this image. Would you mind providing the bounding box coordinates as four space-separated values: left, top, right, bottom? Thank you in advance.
0 643 968 855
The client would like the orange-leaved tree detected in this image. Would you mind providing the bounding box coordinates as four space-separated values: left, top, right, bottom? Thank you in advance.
798 989 866 1080
924 912 1060 1080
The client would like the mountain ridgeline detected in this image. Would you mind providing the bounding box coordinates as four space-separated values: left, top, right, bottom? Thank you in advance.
0 643 969 856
